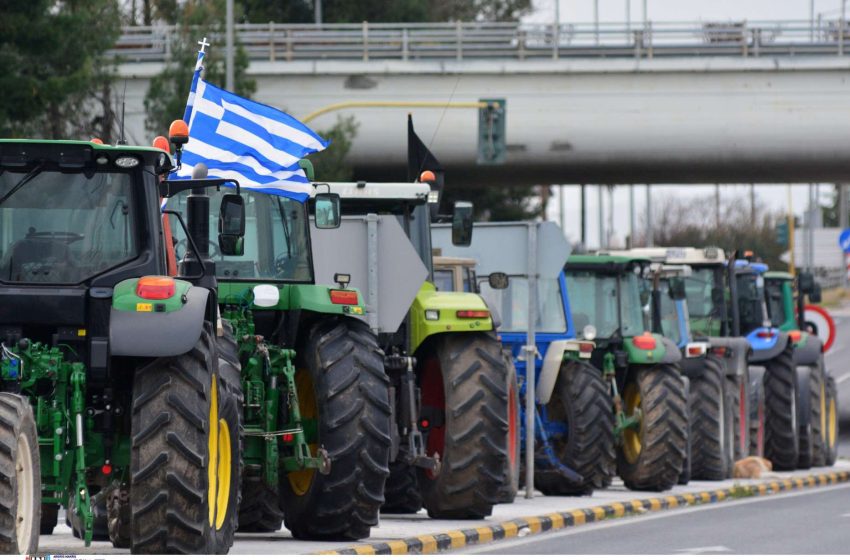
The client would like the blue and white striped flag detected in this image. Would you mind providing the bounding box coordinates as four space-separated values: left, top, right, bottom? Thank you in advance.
172 45 328 202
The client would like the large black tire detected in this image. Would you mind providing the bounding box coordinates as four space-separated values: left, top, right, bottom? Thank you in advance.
417 332 509 519
40 503 58 535
726 372 751 461
107 484 131 548
0 393 40 554
497 357 521 503
762 347 799 471
798 359 825 469
280 318 391 540
678 377 691 486
381 462 423 514
130 328 239 554
689 356 734 480
617 364 688 492
534 360 615 496
825 375 839 466
749 375 766 457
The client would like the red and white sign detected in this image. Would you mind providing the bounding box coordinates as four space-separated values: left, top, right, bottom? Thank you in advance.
803 304 836 352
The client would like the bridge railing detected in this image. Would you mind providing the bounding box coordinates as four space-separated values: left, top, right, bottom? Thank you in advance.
109 19 850 63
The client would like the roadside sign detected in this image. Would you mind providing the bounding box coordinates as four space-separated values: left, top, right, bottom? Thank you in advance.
803 304 836 353
839 228 850 252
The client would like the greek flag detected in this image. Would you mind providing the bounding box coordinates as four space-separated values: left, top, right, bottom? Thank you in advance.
173 45 328 202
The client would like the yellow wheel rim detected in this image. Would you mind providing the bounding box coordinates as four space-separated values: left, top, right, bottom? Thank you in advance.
208 375 219 527
215 417 232 530
287 369 318 497
829 391 838 450
623 382 642 464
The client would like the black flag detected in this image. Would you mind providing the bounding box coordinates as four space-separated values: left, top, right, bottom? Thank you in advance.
407 115 444 191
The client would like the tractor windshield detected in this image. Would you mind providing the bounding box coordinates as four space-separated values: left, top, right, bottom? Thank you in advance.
482 276 567 333
0 170 138 284
166 189 313 282
684 266 725 337
565 271 647 339
764 279 788 328
657 279 683 345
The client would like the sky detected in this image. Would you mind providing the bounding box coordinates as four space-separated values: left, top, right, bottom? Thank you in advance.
524 0 843 249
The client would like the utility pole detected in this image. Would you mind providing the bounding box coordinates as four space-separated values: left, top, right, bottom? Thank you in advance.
225 0 234 91
315 0 323 24
629 184 635 248
607 186 615 248
553 0 560 59
750 184 756 224
715 184 721 229
598 185 605 249
559 185 566 235
808 183 816 271
642 0 648 27
788 184 796 275
580 184 587 250
594 0 600 44
646 184 653 246
625 0 631 42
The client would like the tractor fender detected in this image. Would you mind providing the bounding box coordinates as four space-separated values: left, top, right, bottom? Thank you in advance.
659 337 683 364
679 355 708 379
110 286 209 357
707 336 752 379
537 340 572 405
749 332 791 364
792 334 823 367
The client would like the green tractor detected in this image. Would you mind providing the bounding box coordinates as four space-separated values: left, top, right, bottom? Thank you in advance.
0 138 250 553
564 255 688 491
764 271 838 467
310 181 512 519
164 176 392 540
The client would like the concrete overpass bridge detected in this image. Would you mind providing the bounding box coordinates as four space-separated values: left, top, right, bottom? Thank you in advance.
115 20 850 186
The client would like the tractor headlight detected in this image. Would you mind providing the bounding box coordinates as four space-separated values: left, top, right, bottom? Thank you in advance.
582 324 597 341
425 309 440 321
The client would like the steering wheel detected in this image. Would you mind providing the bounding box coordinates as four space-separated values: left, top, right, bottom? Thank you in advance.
27 231 84 244
174 238 221 260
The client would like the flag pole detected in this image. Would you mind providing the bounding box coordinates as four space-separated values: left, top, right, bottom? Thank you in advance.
183 37 209 124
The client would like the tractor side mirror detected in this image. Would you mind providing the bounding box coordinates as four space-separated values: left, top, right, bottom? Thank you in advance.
488 272 509 290
810 284 822 304
668 278 687 301
798 272 815 294
218 193 245 256
314 193 341 229
452 201 474 247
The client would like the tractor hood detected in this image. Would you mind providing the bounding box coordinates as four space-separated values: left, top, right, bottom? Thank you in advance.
410 283 493 352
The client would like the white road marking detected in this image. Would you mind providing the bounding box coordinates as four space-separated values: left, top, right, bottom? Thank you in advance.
834 371 850 385
469 484 847 554
675 545 733 554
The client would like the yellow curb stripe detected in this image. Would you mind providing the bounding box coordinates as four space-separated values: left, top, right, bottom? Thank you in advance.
419 534 438 554
318 469 850 554
476 526 494 544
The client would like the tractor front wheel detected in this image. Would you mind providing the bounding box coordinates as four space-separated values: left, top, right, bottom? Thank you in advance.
0 393 40 554
825 375 839 466
417 332 509 519
280 318 391 540
381 462 423 514
130 328 240 554
762 347 799 470
497 358 521 503
617 364 688 491
535 360 615 496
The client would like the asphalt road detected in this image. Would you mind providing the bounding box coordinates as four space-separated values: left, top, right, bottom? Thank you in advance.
472 483 850 554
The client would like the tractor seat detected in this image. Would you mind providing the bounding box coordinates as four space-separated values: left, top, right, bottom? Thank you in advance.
6 237 72 282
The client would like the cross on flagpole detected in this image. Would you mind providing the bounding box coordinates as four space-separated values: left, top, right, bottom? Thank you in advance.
198 37 210 54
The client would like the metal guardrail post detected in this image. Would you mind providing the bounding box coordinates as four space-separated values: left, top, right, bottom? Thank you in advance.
634 30 642 58
402 28 409 61
457 20 463 60
285 29 293 61
164 27 171 60
269 22 276 62
646 21 654 59
363 21 370 61
840 18 845 56
753 28 760 57
742 24 749 57
553 22 559 60
518 28 526 60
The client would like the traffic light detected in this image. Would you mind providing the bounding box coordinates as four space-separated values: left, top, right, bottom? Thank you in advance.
776 218 788 247
477 98 506 165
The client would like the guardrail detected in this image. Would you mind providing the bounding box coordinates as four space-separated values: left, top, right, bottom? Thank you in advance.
110 19 850 63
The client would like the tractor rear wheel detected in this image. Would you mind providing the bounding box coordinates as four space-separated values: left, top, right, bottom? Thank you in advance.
749 376 766 457
690 356 734 480
130 328 239 554
107 484 131 548
762 347 799 470
497 358 521 503
381 462 423 514
280 318 391 540
0 393 39 554
535 360 615 496
825 376 839 466
617 364 688 492
417 332 509 519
